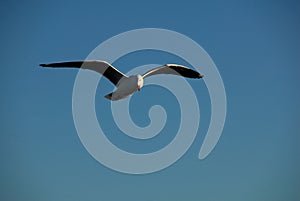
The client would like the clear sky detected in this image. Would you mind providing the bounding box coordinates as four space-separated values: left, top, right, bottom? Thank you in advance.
0 0 299 200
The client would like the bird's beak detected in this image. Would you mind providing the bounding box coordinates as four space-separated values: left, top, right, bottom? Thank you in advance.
137 85 140 91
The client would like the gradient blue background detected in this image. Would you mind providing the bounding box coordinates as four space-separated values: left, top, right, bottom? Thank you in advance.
1 0 299 200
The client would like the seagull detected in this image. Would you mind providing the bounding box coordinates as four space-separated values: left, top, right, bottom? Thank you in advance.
40 60 204 101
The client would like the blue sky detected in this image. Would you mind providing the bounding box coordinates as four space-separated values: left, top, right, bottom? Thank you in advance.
1 0 299 200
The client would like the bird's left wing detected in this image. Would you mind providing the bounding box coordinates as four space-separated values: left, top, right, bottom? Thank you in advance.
40 60 127 86
142 64 203 79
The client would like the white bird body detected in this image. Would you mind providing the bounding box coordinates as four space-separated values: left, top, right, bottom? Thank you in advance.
40 60 202 101
107 75 144 100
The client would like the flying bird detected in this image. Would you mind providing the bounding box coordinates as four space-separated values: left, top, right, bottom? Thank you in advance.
40 60 203 101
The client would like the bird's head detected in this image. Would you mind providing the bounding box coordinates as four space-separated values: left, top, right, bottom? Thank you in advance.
137 74 144 91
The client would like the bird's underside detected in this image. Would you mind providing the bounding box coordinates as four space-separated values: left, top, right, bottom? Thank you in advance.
40 60 204 101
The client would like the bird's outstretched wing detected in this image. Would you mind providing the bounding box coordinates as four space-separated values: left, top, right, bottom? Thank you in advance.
142 64 203 79
40 60 128 86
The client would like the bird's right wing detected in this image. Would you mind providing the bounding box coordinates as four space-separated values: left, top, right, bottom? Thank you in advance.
40 60 128 86
142 64 203 79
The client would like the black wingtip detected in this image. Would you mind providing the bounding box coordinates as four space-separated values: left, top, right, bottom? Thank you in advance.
39 64 47 67
104 93 113 100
